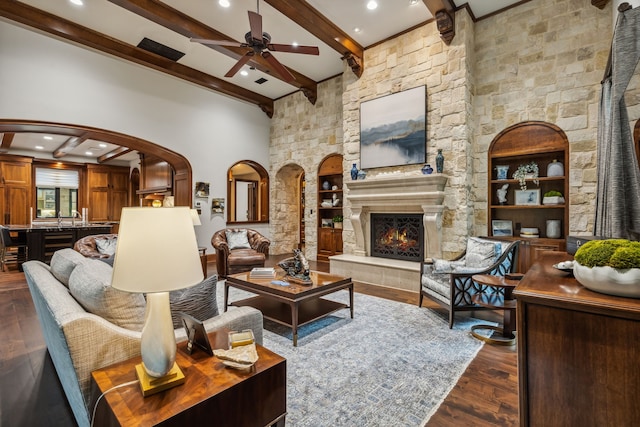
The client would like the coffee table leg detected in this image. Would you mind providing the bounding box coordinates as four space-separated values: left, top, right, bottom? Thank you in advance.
349 283 354 319
291 303 299 347
224 282 230 312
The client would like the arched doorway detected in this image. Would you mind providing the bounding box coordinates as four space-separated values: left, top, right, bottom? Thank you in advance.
0 119 193 206
271 163 305 256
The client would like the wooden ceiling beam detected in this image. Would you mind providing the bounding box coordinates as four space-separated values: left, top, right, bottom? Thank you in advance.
0 1 274 117
423 0 456 45
1 133 14 150
591 0 611 9
107 0 318 104
53 135 89 158
265 0 364 78
98 146 134 163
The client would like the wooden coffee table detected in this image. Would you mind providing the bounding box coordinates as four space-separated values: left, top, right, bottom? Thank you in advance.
90 330 286 427
225 270 354 346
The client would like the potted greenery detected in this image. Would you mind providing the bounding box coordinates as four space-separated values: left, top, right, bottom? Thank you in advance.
332 215 343 229
542 190 565 205
573 239 640 298
512 161 539 190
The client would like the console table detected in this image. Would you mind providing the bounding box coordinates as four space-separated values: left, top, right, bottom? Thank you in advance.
90 331 286 427
514 251 640 427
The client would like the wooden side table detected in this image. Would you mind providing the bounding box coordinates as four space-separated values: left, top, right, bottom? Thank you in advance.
470 274 521 345
198 246 208 277
90 331 286 427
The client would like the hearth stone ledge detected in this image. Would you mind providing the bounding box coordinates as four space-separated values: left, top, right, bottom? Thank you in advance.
330 254 420 293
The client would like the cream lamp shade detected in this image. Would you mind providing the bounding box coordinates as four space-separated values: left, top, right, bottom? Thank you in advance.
190 208 201 226
111 207 204 379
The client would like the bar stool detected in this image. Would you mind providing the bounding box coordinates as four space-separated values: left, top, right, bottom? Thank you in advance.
0 226 28 272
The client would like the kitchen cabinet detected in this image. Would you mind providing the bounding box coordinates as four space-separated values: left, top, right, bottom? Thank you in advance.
488 121 569 272
86 165 129 222
0 154 32 225
317 154 343 262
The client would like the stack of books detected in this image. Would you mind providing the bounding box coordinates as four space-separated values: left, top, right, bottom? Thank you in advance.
249 267 276 278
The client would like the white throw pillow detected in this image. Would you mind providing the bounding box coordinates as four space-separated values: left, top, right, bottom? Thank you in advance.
95 236 118 256
226 230 251 250
69 260 146 331
465 237 500 269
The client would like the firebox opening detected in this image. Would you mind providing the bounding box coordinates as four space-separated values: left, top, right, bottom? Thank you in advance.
370 213 423 261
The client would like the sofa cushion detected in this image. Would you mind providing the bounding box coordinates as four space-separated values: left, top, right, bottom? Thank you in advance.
465 237 500 268
170 275 219 329
226 230 251 250
69 260 146 331
50 248 88 288
95 236 118 256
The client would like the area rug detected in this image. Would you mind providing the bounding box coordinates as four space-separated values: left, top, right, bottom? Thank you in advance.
220 284 489 427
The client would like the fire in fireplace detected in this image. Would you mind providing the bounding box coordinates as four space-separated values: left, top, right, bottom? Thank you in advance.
370 214 423 261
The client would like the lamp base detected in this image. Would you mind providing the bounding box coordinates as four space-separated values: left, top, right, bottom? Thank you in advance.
135 362 185 397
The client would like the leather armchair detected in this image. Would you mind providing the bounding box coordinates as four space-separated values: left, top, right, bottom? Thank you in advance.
73 234 118 259
211 228 270 278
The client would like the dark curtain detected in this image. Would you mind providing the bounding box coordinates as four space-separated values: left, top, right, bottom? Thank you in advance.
595 6 640 238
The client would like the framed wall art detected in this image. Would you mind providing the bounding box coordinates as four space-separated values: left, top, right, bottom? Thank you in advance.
359 86 426 169
515 189 541 206
492 220 513 237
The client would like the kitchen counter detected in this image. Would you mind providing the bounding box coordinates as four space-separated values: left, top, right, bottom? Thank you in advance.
8 222 117 231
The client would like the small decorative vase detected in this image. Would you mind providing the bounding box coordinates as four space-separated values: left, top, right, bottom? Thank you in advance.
322 180 330 190
496 165 509 180
421 164 433 175
547 160 564 177
357 169 367 180
546 220 561 239
351 163 359 180
435 149 444 173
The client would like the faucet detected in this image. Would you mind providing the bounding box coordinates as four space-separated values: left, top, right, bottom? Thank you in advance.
58 211 63 226
71 210 83 226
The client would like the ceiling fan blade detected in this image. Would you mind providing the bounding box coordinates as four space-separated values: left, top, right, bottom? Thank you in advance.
261 51 295 83
224 52 254 78
268 44 319 55
248 10 263 42
190 38 245 48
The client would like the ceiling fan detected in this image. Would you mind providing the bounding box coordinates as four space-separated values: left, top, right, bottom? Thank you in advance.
191 0 319 83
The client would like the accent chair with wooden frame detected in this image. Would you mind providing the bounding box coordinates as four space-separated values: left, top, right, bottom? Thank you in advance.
419 237 519 328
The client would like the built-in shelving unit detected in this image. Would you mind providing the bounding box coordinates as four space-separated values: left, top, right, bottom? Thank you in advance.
317 154 343 263
488 121 569 272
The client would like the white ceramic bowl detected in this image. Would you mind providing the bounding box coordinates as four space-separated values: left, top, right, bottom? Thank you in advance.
573 262 640 298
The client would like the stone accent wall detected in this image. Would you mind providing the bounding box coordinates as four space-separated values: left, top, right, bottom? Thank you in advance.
342 11 475 258
473 0 613 238
269 77 344 256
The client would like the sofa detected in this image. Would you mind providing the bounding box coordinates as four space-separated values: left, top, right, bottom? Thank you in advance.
22 248 263 427
211 228 270 277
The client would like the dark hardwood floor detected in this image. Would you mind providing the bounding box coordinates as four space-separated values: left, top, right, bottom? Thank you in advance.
0 255 518 426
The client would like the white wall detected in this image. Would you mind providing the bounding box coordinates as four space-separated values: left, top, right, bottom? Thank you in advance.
0 20 272 252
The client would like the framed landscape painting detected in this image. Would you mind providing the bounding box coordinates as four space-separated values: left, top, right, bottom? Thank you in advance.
359 86 426 169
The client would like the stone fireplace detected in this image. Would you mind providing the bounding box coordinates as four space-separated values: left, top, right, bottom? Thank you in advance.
330 174 447 292
370 213 423 262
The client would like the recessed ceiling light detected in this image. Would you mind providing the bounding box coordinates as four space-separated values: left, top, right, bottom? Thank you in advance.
219 0 230 7
354 27 361 33
99 143 107 148
240 70 249 76
410 0 419 4
367 1 378 10
292 41 299 47
69 0 84 6
35 145 44 150
43 136 53 140
85 151 93 156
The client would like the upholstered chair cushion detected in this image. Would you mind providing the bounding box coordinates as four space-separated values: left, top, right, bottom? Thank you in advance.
95 236 118 256
225 230 251 250
50 248 89 288
432 258 466 273
465 237 501 268
69 260 146 331
169 275 219 329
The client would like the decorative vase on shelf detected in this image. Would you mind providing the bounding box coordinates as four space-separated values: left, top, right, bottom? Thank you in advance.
435 149 444 173
422 164 434 175
547 160 564 177
357 169 367 180
546 220 561 239
351 163 359 180
322 180 330 190
495 165 509 180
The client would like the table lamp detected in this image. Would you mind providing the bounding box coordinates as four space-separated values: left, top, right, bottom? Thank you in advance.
111 207 204 395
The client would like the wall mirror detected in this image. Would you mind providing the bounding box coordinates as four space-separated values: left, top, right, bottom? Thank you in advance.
227 160 269 223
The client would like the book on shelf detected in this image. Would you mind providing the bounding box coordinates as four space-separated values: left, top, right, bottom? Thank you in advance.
250 267 276 278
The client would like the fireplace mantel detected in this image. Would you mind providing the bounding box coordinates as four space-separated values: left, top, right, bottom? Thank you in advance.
345 174 448 260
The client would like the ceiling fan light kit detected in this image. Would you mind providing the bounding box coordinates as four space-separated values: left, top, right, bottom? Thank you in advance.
191 0 319 83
